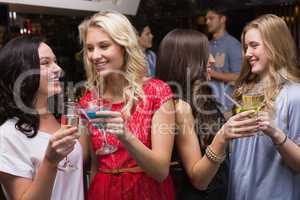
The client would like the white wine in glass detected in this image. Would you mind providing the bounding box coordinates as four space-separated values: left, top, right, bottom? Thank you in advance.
241 93 265 113
58 101 79 172
237 93 265 136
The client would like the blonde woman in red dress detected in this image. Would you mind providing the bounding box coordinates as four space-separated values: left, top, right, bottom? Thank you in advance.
78 11 175 200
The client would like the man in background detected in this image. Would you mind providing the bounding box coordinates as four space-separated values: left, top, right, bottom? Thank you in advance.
206 7 242 118
131 17 157 77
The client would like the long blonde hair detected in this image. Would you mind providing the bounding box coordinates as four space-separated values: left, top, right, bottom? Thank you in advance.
78 11 147 116
234 14 300 110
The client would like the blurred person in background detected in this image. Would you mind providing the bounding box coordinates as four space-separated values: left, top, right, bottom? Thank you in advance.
131 17 157 77
206 6 242 118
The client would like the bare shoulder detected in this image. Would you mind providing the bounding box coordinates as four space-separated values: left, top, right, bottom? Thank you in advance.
175 99 192 114
175 99 193 124
142 77 151 83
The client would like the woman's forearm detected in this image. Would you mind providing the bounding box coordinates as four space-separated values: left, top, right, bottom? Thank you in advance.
120 134 173 182
19 159 57 200
271 129 300 173
191 132 228 190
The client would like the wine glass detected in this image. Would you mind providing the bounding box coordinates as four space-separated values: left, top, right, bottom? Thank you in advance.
58 101 79 172
240 92 265 114
238 92 265 136
82 98 118 155
95 100 118 155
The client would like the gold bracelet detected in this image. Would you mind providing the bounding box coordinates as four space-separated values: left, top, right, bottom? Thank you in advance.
205 145 226 164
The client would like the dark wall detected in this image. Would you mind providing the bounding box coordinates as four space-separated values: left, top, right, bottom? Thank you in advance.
136 0 300 55
0 4 9 47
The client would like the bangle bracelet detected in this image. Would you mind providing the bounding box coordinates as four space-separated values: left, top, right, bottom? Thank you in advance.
205 145 226 164
274 134 288 146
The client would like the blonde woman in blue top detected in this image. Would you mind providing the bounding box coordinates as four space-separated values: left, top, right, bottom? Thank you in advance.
224 14 300 200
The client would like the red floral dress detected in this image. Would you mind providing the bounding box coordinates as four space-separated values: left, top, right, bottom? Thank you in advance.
79 79 175 200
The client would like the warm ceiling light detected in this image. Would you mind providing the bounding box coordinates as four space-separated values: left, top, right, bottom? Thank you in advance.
295 5 299 16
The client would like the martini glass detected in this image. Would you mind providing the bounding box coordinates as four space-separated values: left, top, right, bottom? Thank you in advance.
82 98 117 155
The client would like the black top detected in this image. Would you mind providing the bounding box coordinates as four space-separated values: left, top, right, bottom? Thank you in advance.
171 147 228 200
171 98 228 200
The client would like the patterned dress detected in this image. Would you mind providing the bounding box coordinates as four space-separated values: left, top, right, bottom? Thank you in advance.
79 79 175 200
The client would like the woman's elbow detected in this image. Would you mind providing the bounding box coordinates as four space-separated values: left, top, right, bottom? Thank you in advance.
153 167 170 183
191 178 209 191
192 182 209 191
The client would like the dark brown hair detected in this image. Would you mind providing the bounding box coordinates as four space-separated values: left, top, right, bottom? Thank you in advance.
156 29 224 146
0 36 44 138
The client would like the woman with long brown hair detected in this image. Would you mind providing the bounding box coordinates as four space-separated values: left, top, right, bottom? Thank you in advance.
225 14 300 200
156 29 230 200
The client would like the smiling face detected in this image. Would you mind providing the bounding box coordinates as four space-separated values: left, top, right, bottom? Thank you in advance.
37 42 62 97
85 27 125 77
244 28 269 75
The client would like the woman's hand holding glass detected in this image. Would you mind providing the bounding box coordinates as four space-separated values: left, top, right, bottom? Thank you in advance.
82 100 118 155
221 110 259 142
91 111 129 141
257 111 278 137
45 126 79 168
57 101 80 171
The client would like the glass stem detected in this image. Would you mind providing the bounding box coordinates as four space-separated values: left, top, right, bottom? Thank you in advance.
102 128 108 144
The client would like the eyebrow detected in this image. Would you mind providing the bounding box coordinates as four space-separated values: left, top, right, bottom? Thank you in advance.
248 41 260 45
86 40 111 45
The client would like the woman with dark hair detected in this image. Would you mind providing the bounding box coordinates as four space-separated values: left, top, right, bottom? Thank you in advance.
0 36 84 200
156 29 227 199
131 17 156 77
156 29 230 200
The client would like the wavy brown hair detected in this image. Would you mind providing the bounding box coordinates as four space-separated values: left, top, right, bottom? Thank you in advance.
234 14 300 110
